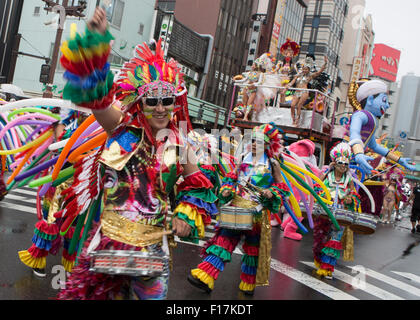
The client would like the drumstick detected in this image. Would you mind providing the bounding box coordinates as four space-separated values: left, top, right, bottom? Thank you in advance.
364 163 398 182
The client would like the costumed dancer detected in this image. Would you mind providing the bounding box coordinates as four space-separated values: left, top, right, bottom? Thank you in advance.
187 124 290 295
274 38 300 104
313 142 360 279
347 79 417 175
287 56 328 127
233 54 274 121
187 131 222 195
0 105 62 275
380 166 406 224
56 7 217 300
17 108 89 277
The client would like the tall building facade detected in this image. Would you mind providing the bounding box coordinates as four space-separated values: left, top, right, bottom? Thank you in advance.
392 74 420 136
274 0 308 59
299 0 349 103
391 74 420 162
0 0 24 84
337 0 374 122
174 0 257 108
248 0 308 71
262 0 309 60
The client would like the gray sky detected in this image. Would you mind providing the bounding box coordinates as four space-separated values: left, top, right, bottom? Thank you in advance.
364 0 420 82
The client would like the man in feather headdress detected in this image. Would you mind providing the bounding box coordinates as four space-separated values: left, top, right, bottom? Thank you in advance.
55 7 218 300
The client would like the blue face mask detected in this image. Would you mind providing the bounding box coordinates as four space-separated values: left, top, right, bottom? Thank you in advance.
365 93 390 118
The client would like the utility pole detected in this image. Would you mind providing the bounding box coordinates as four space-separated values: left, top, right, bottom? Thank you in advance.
41 0 87 98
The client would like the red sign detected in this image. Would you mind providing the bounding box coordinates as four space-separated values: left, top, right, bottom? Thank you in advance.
369 44 401 82
272 22 281 40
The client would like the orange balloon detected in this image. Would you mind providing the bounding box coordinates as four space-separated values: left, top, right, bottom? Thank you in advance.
68 131 107 163
7 146 37 184
51 114 96 181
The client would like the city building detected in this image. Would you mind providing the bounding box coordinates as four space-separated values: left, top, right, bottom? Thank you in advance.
267 0 309 60
337 0 374 123
11 0 155 96
0 0 24 85
173 0 257 108
299 0 349 109
390 73 420 162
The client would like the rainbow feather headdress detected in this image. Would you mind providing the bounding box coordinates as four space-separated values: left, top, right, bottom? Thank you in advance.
252 123 284 158
115 38 185 110
330 142 352 163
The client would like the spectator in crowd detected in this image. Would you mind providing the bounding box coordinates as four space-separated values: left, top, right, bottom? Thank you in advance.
406 182 420 233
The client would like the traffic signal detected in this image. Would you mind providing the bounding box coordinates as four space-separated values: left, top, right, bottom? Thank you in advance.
39 64 50 84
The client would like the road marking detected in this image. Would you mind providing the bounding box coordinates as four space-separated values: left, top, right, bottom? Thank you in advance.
347 266 420 298
0 201 37 214
3 193 37 204
271 259 358 300
9 188 37 197
391 271 420 285
301 261 404 300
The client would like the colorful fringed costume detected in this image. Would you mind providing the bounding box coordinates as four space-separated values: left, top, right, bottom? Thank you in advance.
313 143 360 277
55 21 216 300
381 166 407 223
189 124 286 294
18 110 87 273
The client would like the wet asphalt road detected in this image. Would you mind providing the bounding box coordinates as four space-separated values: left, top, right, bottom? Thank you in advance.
0 186 419 301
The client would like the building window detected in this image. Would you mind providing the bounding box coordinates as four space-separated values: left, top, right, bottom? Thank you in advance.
106 0 125 28
312 16 320 28
109 53 124 66
138 23 144 36
308 43 316 55
34 6 41 16
218 10 223 27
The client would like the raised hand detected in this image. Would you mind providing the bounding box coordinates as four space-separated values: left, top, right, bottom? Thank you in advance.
87 6 108 34
355 153 374 175
262 189 273 199
399 158 418 172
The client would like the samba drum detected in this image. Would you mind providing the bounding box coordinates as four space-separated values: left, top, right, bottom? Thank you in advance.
219 195 261 231
310 205 354 227
350 213 377 235
89 249 170 277
89 232 171 277
334 209 354 227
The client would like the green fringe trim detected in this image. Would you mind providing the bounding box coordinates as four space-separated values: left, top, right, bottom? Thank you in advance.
206 245 231 262
241 254 258 267
321 247 341 259
67 27 114 51
34 228 57 241
63 72 115 104
221 177 237 185
172 212 199 244
260 194 281 214
176 188 218 203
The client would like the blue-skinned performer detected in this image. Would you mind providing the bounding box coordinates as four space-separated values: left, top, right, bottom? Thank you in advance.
347 79 417 175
